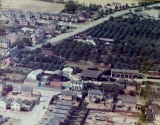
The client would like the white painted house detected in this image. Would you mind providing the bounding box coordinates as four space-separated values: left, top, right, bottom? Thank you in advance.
0 97 8 109
11 98 22 111
70 79 83 91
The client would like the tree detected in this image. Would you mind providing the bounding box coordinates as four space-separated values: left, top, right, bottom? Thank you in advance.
6 84 13 91
130 91 136 96
65 0 77 13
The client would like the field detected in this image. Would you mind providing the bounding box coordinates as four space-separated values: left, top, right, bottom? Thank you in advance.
1 0 64 13
70 0 139 6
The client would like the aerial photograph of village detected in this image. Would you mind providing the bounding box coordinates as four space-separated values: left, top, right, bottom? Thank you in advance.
0 0 160 125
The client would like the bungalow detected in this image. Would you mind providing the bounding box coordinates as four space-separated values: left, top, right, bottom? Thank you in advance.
116 96 137 110
70 15 79 23
87 89 104 102
0 37 10 48
29 18 37 27
81 70 102 81
25 11 32 20
34 12 41 19
52 14 60 20
18 17 28 26
11 98 22 111
146 104 160 124
21 86 33 97
61 90 73 101
43 50 53 56
111 69 139 78
60 15 69 22
0 97 8 109
8 16 16 26
15 10 22 18
70 79 83 91
42 13 50 20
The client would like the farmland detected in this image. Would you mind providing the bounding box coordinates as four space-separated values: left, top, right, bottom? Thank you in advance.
1 0 64 13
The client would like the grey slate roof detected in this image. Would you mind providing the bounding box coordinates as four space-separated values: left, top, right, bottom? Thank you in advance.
0 97 8 103
89 89 103 95
57 100 72 106
61 90 73 96
21 86 33 92
81 70 101 78
70 79 83 84
121 96 137 104
12 98 22 104
111 69 139 74
55 105 71 110
52 109 68 114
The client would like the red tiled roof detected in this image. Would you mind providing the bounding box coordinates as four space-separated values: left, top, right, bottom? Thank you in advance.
43 50 53 56
50 81 62 89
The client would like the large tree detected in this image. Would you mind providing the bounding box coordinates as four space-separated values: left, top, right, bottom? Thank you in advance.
65 0 77 13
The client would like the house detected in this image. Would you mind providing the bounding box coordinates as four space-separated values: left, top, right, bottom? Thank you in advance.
55 104 72 111
78 10 92 19
0 97 8 109
11 98 22 111
46 20 58 30
86 36 96 46
27 69 43 80
0 37 10 48
52 14 60 20
34 12 41 19
24 11 32 20
81 70 102 81
15 10 22 18
88 89 104 102
70 15 79 22
31 28 44 44
50 82 62 89
0 81 6 92
105 97 114 104
61 90 73 101
51 113 67 123
29 18 37 27
6 33 19 44
146 104 160 124
24 78 40 87
111 69 139 78
42 118 60 125
116 96 137 110
42 13 50 20
18 17 28 26
62 67 73 78
70 79 83 91
60 15 69 22
21 86 33 97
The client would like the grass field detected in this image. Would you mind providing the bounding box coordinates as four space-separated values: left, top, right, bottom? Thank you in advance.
1 0 64 13
67 0 139 6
